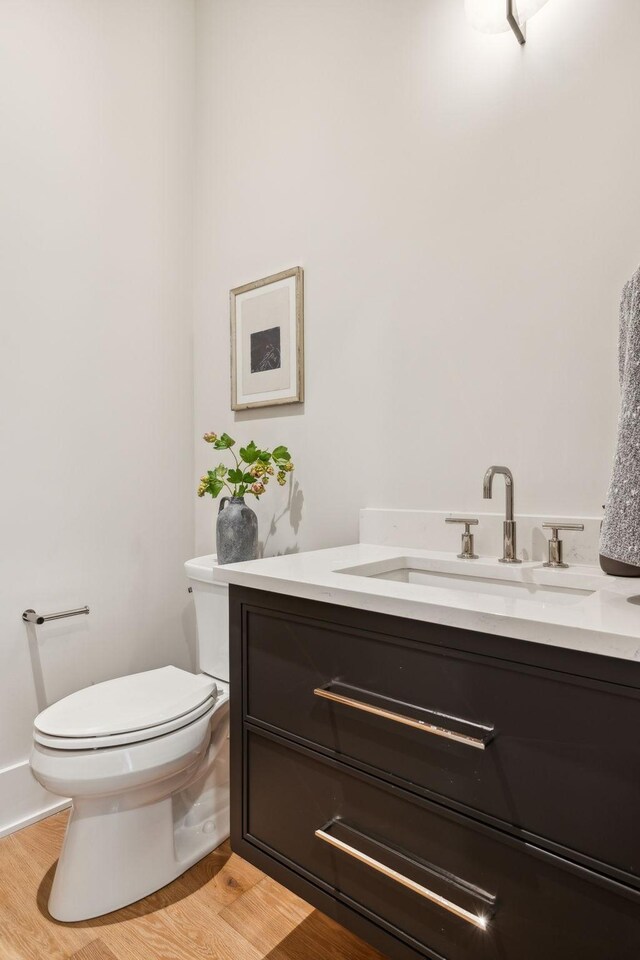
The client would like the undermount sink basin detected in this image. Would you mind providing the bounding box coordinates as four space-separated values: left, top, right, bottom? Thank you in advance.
339 558 595 607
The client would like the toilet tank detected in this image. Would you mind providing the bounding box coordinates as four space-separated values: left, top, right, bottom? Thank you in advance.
184 555 229 682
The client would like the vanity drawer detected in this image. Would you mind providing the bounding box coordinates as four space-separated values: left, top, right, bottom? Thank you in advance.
245 730 640 960
244 606 640 879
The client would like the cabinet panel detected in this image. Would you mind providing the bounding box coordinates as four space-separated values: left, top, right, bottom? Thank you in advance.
245 730 640 960
245 606 640 880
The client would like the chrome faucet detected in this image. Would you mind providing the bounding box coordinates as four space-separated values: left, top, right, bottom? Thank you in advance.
482 466 521 564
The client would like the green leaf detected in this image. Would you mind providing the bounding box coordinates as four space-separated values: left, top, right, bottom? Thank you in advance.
239 441 259 464
215 432 235 449
243 472 255 483
210 478 224 498
258 451 271 462
237 483 247 497
214 463 227 478
228 468 244 483
272 445 290 463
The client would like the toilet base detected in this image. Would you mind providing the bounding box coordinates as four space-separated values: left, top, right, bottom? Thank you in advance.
49 796 229 921
46 711 230 922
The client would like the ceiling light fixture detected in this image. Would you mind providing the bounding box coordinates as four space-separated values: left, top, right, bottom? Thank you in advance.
465 0 551 44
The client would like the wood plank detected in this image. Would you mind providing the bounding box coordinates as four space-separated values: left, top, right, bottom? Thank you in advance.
0 811 382 960
68 941 119 960
0 816 90 960
221 876 385 960
101 904 264 960
220 876 313 953
267 909 389 960
191 841 266 910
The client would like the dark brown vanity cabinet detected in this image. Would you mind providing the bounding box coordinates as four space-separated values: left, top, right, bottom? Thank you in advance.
230 587 640 960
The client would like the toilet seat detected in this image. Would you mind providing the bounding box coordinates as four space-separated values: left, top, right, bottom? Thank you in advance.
33 666 220 751
33 695 220 750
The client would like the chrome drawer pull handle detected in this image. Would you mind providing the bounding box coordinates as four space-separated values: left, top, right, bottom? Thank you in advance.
315 828 491 930
313 685 493 750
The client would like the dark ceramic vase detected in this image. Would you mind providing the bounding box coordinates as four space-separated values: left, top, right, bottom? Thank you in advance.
216 496 259 564
599 553 640 577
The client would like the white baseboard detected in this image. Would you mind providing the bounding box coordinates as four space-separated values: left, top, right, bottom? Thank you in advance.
0 759 70 839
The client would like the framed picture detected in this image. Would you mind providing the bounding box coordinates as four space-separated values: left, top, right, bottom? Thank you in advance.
230 267 304 411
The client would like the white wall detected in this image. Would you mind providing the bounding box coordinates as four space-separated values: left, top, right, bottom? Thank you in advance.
3 0 640 837
0 0 196 835
194 0 640 558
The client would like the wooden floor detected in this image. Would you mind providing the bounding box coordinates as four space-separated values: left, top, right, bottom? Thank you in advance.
0 811 388 960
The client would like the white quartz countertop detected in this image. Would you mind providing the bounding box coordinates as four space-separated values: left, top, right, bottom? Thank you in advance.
203 544 640 664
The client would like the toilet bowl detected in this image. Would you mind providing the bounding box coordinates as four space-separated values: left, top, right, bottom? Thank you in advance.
29 557 230 922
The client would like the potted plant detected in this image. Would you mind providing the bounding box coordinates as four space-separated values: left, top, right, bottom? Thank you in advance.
197 432 294 564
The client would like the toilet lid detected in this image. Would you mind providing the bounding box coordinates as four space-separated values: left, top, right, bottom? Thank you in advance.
34 666 217 738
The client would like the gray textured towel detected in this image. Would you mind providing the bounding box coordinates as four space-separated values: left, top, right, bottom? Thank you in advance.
600 264 640 565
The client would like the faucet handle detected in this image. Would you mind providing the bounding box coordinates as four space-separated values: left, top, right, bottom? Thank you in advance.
445 517 479 560
542 522 584 569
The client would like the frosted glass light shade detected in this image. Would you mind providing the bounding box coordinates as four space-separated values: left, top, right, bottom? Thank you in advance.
465 0 551 35
464 0 511 34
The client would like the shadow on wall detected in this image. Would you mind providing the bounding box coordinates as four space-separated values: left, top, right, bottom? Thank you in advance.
180 598 198 674
259 478 304 558
25 621 48 713
233 402 305 424
25 617 90 714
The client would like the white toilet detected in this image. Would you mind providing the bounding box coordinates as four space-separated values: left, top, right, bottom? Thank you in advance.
29 556 229 923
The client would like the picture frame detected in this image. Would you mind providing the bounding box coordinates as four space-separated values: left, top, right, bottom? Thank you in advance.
230 266 304 411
